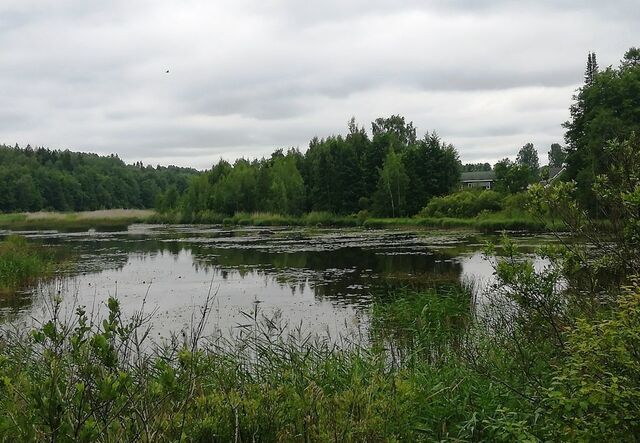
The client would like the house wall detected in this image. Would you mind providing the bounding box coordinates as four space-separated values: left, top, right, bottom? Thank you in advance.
461 180 493 190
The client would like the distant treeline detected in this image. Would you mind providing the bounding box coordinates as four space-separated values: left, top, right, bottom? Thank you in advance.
165 116 461 218
0 145 197 212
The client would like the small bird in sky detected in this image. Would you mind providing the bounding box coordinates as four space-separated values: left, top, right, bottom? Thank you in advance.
165 69 170 73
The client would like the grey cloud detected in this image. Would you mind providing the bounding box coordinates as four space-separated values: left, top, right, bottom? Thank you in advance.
249 0 640 27
0 0 636 168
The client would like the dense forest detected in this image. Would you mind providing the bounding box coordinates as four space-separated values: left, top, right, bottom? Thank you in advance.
0 146 197 212
165 116 461 219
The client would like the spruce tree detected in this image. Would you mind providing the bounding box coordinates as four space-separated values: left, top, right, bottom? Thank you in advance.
584 52 599 86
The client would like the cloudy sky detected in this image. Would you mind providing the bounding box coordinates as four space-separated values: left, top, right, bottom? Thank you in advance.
1 1 637 169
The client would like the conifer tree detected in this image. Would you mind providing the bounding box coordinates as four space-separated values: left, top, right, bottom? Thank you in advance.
584 52 599 86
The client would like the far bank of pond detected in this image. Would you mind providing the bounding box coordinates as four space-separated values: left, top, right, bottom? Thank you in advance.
0 209 561 233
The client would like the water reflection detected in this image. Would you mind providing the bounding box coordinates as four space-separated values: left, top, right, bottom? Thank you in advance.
0 225 548 337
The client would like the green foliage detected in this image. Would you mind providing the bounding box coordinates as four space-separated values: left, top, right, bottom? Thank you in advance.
516 143 540 178
371 286 471 364
373 148 409 217
0 145 197 212
462 162 492 172
0 236 60 291
371 114 417 146
175 117 461 218
494 159 534 193
548 143 566 168
621 47 640 70
584 51 599 86
545 284 640 440
155 185 179 212
529 134 640 285
500 192 530 216
401 133 461 215
0 288 513 442
420 190 503 218
564 48 640 209
476 131 640 441
268 155 305 215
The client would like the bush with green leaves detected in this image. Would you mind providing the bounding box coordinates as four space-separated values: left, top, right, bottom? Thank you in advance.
474 134 640 441
544 283 640 440
420 190 503 218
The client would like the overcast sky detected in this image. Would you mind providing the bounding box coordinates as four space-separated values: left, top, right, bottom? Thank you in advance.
1 1 637 169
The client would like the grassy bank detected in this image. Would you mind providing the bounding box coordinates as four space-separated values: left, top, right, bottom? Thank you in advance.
0 209 560 233
0 236 62 292
0 210 154 231
148 210 360 228
152 210 561 232
362 215 562 232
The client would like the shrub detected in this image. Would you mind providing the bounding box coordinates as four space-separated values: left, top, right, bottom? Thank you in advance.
501 192 530 216
420 190 503 218
356 209 369 225
545 284 640 440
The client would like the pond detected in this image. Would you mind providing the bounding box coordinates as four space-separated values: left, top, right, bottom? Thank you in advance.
0 225 552 340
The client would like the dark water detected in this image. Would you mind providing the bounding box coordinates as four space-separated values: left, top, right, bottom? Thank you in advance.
0 225 551 339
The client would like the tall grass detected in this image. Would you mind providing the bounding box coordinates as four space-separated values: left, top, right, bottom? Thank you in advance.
362 215 560 232
370 286 472 365
153 210 362 228
0 235 59 292
1 274 635 440
0 284 535 442
0 211 153 231
153 209 559 233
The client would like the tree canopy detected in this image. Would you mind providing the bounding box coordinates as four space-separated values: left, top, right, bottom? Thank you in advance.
547 143 566 168
174 117 461 218
564 48 640 208
0 145 197 213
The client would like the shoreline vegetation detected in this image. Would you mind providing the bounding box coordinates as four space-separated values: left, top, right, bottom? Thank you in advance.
0 208 561 233
0 235 66 293
0 285 514 441
0 209 154 231
0 248 637 441
151 210 562 232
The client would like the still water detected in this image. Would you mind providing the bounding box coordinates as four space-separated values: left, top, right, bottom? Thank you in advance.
0 225 551 339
